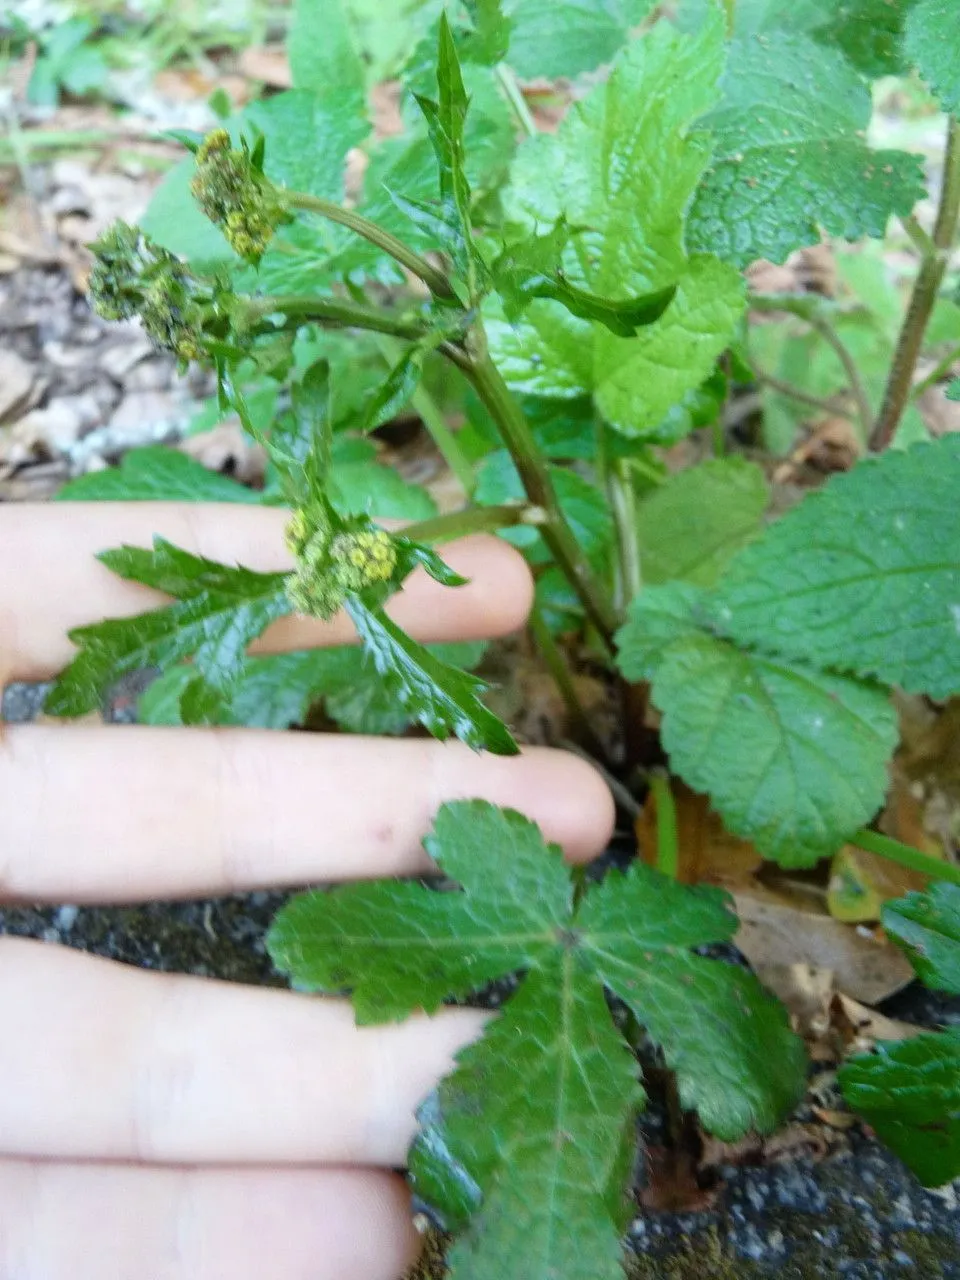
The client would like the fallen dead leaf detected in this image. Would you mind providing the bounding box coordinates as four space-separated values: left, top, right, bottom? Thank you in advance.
734 890 914 1005
239 44 292 88
177 421 267 486
831 993 923 1053
636 782 763 887
640 1145 721 1214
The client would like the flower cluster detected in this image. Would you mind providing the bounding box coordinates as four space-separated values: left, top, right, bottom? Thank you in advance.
285 506 398 619
190 129 289 263
88 222 212 361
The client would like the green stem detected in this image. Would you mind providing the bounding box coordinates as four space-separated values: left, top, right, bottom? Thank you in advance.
609 460 642 611
460 350 621 651
755 370 858 422
902 213 937 259
529 608 609 761
849 828 960 889
373 335 476 497
284 190 455 299
722 0 736 35
912 340 960 400
496 63 538 139
872 116 960 452
400 503 545 544
809 314 874 442
649 770 680 880
248 294 432 343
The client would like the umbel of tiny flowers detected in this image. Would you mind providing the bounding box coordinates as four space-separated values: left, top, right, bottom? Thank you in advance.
190 129 291 264
285 504 398 620
88 222 215 361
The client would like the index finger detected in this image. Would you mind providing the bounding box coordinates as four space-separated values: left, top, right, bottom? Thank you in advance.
0 503 533 682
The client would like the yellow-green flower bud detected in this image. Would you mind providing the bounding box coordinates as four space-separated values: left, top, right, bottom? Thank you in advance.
284 516 397 620
190 129 288 263
330 530 398 592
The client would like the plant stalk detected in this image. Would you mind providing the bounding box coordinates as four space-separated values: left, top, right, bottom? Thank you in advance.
373 335 476 496
722 0 736 36
401 503 545 544
649 770 680 880
809 314 874 441
755 371 857 422
285 190 456 299
872 116 960 452
911 340 960 400
248 294 432 343
460 350 621 651
849 828 960 888
609 460 642 612
496 63 538 139
529 608 609 761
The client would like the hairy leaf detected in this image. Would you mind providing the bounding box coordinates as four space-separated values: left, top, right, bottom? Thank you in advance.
616 584 898 866
288 0 366 110
688 33 926 267
840 1030 960 1187
139 641 486 733
55 447 260 504
489 16 744 436
883 883 960 994
344 598 517 754
45 538 291 723
634 458 769 587
904 0 960 115
710 437 960 698
269 801 804 1278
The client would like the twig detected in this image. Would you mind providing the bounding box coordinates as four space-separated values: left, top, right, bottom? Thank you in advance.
755 371 858 422
872 116 960 451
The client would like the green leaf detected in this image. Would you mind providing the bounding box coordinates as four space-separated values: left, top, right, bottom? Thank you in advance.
269 800 804 1277
504 0 658 79
475 450 612 560
343 598 518 754
288 0 366 109
45 539 291 723
840 1030 960 1187
139 641 486 733
688 33 926 267
634 458 769 587
330 450 438 522
883 883 960 994
616 584 898 866
904 0 960 115
488 16 744 436
710 436 960 698
948 378 960 402
55 447 261 504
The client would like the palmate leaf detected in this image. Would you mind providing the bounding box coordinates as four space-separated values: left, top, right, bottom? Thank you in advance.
687 31 925 267
45 538 291 724
904 0 960 115
710 436 960 698
839 1030 960 1187
616 584 898 867
883 883 960 995
487 14 745 438
268 801 804 1280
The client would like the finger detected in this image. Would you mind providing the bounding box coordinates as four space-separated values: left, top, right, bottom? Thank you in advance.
0 1158 418 1280
0 939 485 1167
0 503 533 681
0 732 614 901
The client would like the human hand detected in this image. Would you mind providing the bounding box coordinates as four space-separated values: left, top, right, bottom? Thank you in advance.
0 504 614 1280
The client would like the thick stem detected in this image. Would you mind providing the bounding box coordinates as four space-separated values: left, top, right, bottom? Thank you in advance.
400 503 545 544
373 335 476 496
849 828 960 888
284 190 455 299
248 294 432 343
649 770 680 880
461 351 620 650
872 117 960 452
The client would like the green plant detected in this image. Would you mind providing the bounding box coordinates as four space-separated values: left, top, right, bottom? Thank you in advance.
50 0 960 1274
25 16 110 106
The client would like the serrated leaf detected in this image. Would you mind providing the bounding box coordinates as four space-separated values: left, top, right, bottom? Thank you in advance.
55 447 260 504
504 0 657 79
45 538 291 722
840 1030 960 1187
687 33 926 267
488 18 744 436
904 0 960 115
710 436 960 698
288 0 366 109
634 458 769 587
269 800 805 1279
344 598 517 754
138 641 487 733
616 584 898 866
883 883 960 994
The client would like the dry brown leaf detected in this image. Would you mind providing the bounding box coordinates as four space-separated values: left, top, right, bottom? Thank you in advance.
178 421 266 487
640 1145 722 1214
636 782 763 887
734 891 914 1005
239 45 292 88
831 993 923 1052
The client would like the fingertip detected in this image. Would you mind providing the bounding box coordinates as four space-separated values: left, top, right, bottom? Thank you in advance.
439 534 534 637
522 747 617 862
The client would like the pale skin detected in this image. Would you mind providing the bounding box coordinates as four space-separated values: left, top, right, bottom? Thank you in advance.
0 504 615 1280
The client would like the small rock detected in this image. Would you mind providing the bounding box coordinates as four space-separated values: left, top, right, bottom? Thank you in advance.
100 335 155 381
0 350 35 424
2 402 86 462
124 356 175 392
